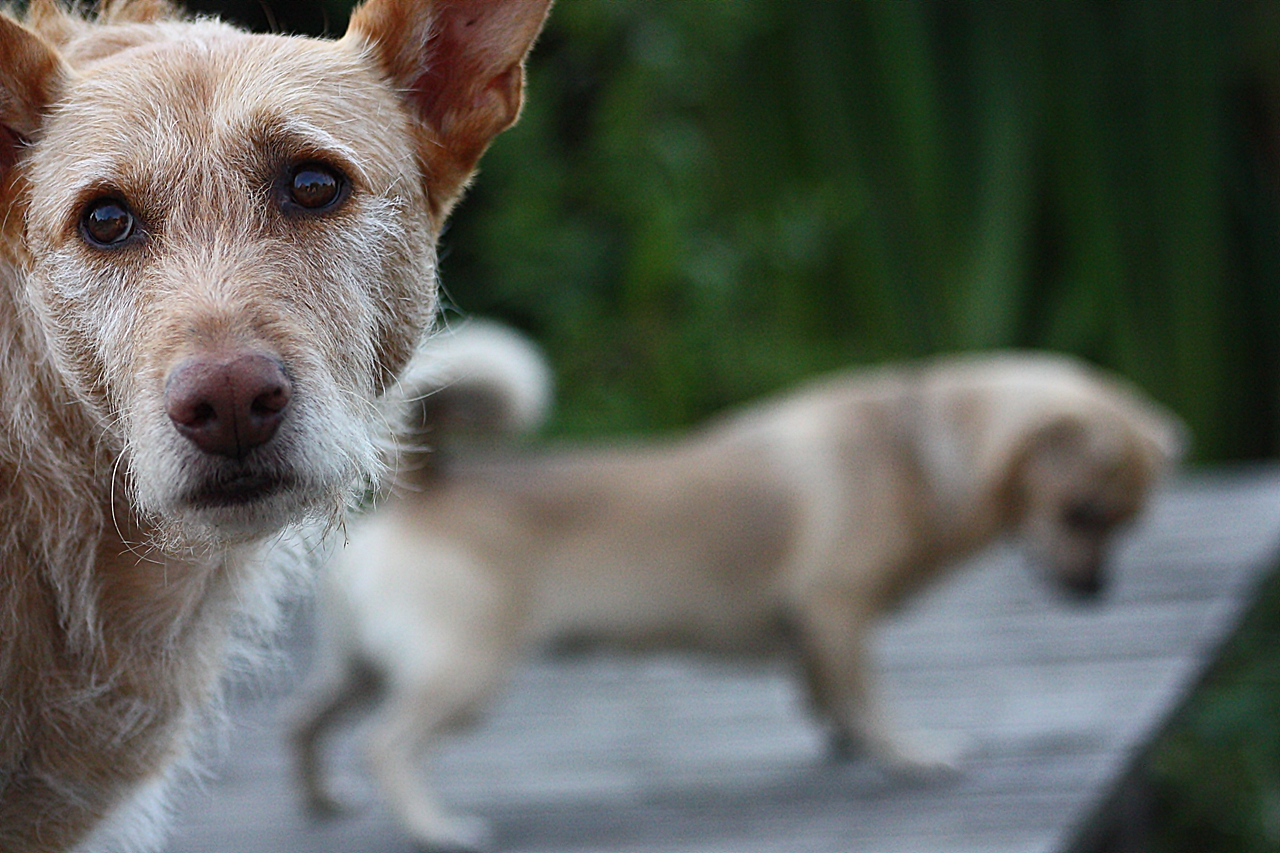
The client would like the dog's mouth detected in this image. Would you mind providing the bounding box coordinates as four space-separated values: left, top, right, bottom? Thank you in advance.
184 467 297 509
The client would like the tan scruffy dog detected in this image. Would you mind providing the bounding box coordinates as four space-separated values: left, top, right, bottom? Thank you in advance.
293 322 1186 852
0 2 549 851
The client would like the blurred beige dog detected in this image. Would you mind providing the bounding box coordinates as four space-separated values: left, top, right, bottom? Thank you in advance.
293 323 1185 851
0 3 549 851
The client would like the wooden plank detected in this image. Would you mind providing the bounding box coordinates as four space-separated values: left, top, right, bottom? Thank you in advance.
162 465 1280 853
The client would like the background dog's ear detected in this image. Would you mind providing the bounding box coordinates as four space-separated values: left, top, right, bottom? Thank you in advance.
1119 393 1191 472
0 14 65 176
345 0 551 212
972 410 1092 512
1025 415 1090 459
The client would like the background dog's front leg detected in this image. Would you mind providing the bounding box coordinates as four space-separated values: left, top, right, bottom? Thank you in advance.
792 592 967 779
364 683 495 853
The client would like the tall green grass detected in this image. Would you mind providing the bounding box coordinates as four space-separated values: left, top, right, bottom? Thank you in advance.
432 1 1279 463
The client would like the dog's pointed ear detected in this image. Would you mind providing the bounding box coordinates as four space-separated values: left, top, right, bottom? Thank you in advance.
0 13 66 176
345 0 551 211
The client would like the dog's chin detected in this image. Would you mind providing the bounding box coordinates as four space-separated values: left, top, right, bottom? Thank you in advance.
143 464 338 548
178 489 298 544
181 489 327 546
184 469 298 511
128 401 381 548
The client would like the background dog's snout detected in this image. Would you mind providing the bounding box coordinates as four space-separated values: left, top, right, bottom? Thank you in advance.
165 353 291 459
1059 560 1106 601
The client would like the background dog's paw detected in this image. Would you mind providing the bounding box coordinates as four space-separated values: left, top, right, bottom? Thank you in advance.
302 788 352 819
410 813 494 853
300 771 371 818
304 793 344 818
875 729 973 781
831 727 972 781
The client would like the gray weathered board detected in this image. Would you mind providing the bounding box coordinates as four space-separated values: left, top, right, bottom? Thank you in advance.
163 465 1280 853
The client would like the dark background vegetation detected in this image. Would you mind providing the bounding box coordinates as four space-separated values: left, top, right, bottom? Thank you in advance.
194 0 1280 848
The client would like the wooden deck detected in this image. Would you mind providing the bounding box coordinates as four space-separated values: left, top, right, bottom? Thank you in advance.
163 465 1280 853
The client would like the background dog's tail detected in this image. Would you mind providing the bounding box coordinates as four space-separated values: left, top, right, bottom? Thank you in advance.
395 319 553 465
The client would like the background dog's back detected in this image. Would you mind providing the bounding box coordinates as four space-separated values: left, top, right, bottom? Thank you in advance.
387 349 1180 645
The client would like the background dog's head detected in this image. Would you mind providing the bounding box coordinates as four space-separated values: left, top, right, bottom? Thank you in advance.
1007 385 1187 599
0 0 549 545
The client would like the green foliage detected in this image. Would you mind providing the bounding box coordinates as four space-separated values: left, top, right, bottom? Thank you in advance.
435 0 1280 454
1149 569 1280 852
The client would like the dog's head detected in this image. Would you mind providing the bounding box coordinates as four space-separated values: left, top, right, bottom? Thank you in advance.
1008 391 1186 599
0 0 549 544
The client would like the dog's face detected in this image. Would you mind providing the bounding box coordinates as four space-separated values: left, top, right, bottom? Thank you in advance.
23 30 434 541
1014 409 1179 598
0 0 549 543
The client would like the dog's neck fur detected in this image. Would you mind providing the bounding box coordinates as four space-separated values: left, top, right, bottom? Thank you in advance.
0 9 355 852
0 250 245 851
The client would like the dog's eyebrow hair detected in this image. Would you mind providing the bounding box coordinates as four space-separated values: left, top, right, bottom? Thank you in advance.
252 115 372 184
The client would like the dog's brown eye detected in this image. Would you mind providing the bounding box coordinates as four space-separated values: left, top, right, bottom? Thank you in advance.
81 199 135 247
288 164 342 210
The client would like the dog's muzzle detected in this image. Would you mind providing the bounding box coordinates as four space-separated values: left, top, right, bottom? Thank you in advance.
165 352 291 460
164 350 297 509
1058 559 1107 601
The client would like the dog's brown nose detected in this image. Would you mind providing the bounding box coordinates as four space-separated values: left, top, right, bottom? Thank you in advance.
165 353 291 459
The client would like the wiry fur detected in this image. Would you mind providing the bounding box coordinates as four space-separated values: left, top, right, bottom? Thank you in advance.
0 1 550 851
293 325 1186 851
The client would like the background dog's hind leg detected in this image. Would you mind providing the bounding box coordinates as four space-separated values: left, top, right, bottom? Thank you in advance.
289 656 381 816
